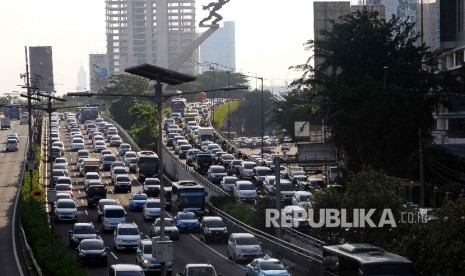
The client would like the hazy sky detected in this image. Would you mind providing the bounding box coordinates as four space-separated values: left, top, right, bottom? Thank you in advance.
0 0 356 96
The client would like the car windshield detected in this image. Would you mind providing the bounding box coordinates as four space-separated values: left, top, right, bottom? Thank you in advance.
55 184 71 191
80 240 104 250
280 184 294 191
260 260 286 271
244 163 255 169
257 169 271 176
117 176 130 182
239 184 255 190
105 209 124 218
299 195 311 202
211 167 225 173
146 201 161 208
143 244 153 254
224 178 237 184
145 179 160 185
118 228 139 235
178 213 196 220
74 226 95 234
126 153 136 158
104 156 116 162
133 194 148 200
206 220 225 228
187 267 216 276
236 236 259 245
87 174 99 180
154 219 175 226
114 168 127 174
57 201 75 208
222 155 234 160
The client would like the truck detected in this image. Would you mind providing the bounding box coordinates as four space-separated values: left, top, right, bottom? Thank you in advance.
194 92 206 102
1 117 11 129
81 158 100 176
195 127 214 147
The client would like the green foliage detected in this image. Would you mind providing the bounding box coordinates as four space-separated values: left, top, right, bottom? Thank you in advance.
212 101 239 130
233 90 274 136
390 199 465 274
282 11 449 177
308 168 406 246
20 144 86 276
103 74 151 128
209 195 257 228
129 102 158 151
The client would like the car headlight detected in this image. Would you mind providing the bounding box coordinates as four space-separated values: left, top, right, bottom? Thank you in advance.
166 262 173 268
223 228 228 233
116 238 123 243
101 251 107 256
143 259 149 264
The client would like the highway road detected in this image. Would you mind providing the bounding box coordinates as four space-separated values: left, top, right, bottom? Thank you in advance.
45 117 310 275
0 121 28 276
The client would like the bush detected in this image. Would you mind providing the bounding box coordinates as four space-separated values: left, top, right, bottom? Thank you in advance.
212 101 239 130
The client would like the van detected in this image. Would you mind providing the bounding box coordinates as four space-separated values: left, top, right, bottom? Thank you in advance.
101 205 126 232
86 184 107 208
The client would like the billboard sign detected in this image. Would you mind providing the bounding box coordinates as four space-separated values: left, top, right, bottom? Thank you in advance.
29 46 54 93
89 54 109 92
297 143 337 165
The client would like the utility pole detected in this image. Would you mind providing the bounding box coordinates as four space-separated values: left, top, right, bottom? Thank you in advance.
419 128 425 207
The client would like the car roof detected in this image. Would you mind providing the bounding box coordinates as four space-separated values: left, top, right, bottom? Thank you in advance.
231 233 255 238
111 264 144 271
202 216 223 222
74 222 93 227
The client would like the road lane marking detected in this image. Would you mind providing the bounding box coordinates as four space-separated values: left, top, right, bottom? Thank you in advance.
110 252 118 260
85 210 88 216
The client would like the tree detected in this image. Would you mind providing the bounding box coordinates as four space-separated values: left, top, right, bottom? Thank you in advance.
129 102 157 150
100 74 151 128
286 11 447 177
390 199 465 274
233 90 274 137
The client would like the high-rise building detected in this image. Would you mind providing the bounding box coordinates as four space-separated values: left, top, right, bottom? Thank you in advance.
199 21 236 73
77 65 87 92
313 1 351 70
89 54 110 93
29 46 54 93
105 0 197 75
351 4 386 20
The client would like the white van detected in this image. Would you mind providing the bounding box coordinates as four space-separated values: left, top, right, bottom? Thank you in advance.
101 205 126 232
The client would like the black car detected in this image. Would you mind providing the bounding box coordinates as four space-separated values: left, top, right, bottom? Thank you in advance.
69 223 99 249
200 216 228 243
77 238 108 266
86 184 107 208
143 178 161 197
128 158 138 174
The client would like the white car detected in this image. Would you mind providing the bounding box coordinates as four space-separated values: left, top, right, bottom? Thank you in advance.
52 141 65 153
84 172 101 191
227 233 262 263
93 140 107 152
54 198 78 222
143 198 162 221
233 180 257 202
109 135 123 147
124 151 137 166
71 137 85 151
111 166 128 183
113 222 141 251
292 191 312 207
221 176 238 192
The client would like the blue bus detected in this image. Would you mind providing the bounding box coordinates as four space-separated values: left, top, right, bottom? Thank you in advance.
170 98 187 116
171 180 207 216
4 104 21 120
137 151 159 182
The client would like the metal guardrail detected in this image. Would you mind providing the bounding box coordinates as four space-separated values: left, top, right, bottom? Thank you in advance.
210 205 323 263
283 227 326 249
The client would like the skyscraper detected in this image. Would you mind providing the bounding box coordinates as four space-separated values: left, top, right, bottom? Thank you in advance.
199 21 236 72
29 46 54 93
313 1 351 71
77 65 87 92
105 0 197 75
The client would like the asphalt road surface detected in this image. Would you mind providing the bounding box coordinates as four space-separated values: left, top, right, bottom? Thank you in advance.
0 120 28 276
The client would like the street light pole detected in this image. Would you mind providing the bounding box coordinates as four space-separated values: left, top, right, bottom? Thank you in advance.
259 77 264 162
